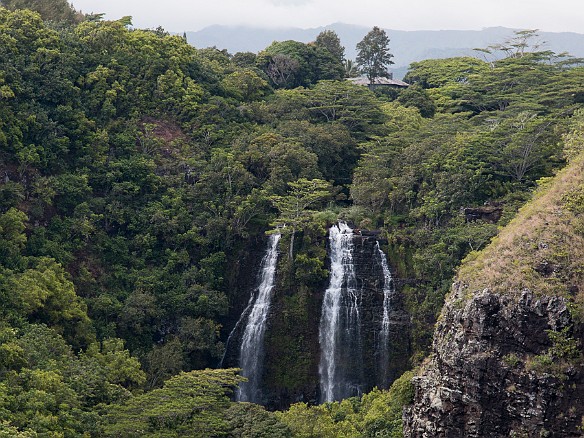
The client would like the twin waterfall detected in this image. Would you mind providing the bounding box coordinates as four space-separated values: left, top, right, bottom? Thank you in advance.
318 222 395 402
228 222 395 405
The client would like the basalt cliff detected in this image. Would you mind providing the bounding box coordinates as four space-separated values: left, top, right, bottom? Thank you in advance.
404 154 584 437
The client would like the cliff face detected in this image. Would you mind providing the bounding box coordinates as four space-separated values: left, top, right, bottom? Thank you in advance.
221 234 269 368
224 228 412 409
403 284 584 437
404 153 584 437
351 234 411 392
263 230 411 409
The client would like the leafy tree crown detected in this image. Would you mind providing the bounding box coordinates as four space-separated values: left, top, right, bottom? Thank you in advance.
356 26 394 83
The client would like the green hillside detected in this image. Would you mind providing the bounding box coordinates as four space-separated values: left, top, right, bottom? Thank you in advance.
459 125 584 301
0 3 583 436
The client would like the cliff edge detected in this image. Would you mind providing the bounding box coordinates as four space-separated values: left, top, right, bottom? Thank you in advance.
404 149 584 437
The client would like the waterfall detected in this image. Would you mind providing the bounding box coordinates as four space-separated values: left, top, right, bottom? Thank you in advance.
376 241 394 386
234 233 281 403
319 221 363 403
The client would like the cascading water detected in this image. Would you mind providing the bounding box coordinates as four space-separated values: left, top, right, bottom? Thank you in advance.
376 241 394 386
319 221 364 403
234 233 281 403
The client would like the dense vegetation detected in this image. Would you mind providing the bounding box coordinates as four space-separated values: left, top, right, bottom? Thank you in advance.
0 3 583 435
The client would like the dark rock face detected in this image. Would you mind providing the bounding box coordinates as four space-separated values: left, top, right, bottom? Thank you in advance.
404 284 584 437
463 206 503 223
225 229 412 409
351 234 411 392
221 235 270 368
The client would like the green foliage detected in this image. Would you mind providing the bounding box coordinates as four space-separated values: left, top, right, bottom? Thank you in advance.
103 368 244 437
301 80 387 138
526 352 555 374
0 324 142 436
226 402 292 437
397 85 436 118
563 109 584 161
404 57 488 90
294 253 328 284
1 0 83 24
356 26 394 83
5 257 92 345
277 370 414 437
257 40 344 89
502 353 521 367
547 327 581 362
0 7 583 432
0 208 27 269
221 69 271 102
352 41 583 360
270 178 333 232
314 30 345 63
361 370 415 437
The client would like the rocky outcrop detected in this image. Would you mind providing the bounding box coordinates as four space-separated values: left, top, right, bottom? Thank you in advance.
463 206 503 223
403 283 584 437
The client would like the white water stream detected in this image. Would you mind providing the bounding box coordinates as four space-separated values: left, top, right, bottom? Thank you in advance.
319 221 361 402
376 241 394 384
235 233 281 402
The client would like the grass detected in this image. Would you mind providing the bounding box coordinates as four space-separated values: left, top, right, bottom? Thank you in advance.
456 151 584 305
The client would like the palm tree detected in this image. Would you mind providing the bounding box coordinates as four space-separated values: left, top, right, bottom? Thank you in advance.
344 59 359 78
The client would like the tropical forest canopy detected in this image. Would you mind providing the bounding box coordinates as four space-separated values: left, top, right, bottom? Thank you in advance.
0 2 583 436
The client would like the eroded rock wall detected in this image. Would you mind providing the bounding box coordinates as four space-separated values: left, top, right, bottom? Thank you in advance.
226 229 412 409
404 283 584 437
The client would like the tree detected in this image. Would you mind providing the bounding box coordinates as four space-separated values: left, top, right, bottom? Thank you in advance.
344 59 359 78
226 402 292 438
1 0 83 24
397 85 437 118
269 178 332 259
404 57 488 89
264 53 301 89
257 40 344 89
479 29 545 60
232 51 257 68
221 69 271 102
5 257 93 348
314 30 345 63
103 368 244 437
302 80 386 138
356 26 394 84
0 208 27 269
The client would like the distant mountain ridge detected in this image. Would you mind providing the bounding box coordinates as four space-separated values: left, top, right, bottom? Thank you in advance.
185 23 584 79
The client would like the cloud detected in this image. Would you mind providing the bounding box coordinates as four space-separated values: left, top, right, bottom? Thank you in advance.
70 0 584 34
270 0 313 5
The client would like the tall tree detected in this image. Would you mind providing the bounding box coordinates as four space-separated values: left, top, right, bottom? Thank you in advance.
356 26 394 84
1 0 83 23
269 178 332 259
314 30 345 63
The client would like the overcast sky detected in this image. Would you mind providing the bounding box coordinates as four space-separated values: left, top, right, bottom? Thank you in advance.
70 0 583 33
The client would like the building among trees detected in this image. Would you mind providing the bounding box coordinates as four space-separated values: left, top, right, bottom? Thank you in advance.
347 75 409 89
